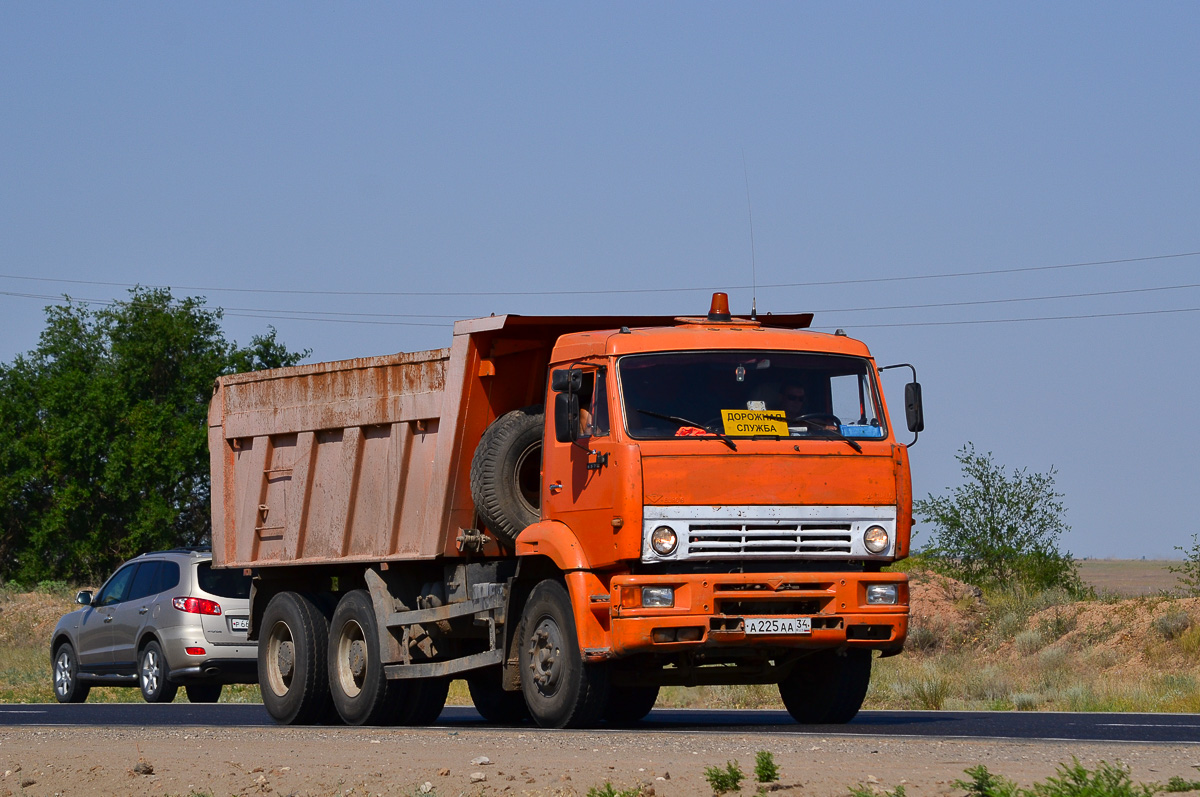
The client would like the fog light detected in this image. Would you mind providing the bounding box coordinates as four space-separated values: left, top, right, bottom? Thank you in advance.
863 525 890 554
650 526 678 556
652 628 677 643
866 584 898 605
185 647 206 656
641 586 675 608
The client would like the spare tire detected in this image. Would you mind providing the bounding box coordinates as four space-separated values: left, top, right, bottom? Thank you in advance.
471 406 544 544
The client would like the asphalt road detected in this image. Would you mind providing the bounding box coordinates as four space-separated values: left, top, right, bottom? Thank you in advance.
1 704 1197 743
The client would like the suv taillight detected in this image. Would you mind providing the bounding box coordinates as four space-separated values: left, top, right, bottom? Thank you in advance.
173 596 222 616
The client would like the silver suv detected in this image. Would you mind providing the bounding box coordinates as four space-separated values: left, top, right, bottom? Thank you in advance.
50 548 256 703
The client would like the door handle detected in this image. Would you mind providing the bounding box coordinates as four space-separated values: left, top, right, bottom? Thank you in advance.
103 615 113 623
548 481 563 494
139 607 149 615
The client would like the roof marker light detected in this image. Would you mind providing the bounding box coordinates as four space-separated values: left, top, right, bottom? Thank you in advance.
708 292 732 322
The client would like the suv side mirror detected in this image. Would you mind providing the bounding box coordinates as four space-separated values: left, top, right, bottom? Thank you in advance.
905 382 925 433
555 392 580 443
75 590 93 606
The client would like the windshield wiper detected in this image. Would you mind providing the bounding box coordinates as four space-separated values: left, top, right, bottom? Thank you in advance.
806 428 863 453
636 409 737 451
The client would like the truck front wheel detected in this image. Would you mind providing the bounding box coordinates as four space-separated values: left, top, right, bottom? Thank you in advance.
778 648 872 724
328 590 404 726
519 581 608 728
259 591 331 725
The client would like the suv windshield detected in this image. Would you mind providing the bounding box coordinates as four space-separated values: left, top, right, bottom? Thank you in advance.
619 350 885 440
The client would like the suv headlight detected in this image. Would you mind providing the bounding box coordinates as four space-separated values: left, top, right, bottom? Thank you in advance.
863 525 890 554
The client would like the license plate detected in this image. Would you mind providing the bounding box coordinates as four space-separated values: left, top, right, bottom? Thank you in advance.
744 616 811 635
229 617 249 632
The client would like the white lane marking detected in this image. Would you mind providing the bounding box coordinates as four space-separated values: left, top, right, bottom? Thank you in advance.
0 710 48 714
1099 723 1200 728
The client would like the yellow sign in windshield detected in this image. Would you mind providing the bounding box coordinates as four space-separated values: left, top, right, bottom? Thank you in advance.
720 409 789 437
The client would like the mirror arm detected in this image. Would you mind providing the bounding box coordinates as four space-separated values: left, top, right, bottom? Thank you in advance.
879 363 921 447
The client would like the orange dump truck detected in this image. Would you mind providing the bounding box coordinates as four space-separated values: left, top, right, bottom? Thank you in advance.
208 294 924 728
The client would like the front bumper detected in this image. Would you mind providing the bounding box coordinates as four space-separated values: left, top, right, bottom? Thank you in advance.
607 571 908 656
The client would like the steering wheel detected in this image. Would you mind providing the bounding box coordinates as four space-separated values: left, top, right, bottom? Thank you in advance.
796 412 842 429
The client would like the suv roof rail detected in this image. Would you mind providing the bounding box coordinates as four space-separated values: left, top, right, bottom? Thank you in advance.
139 546 213 556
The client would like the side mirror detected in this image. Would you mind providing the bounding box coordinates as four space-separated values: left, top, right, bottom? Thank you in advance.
551 368 582 393
76 590 93 606
905 382 925 433
554 392 580 443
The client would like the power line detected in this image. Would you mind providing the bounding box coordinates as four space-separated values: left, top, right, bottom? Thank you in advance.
816 305 1200 329
9 280 1200 326
1 249 1198 298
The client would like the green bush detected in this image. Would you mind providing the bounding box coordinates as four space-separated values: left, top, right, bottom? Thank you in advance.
1169 535 1200 597
754 751 779 784
704 762 745 795
1152 610 1192 641
914 445 1085 595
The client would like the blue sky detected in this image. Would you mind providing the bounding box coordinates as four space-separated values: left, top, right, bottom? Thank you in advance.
2 4 1198 558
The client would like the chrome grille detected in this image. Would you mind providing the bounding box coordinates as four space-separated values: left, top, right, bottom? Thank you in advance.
686 523 853 557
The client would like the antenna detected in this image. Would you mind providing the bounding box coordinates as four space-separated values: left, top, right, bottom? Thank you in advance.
742 150 758 319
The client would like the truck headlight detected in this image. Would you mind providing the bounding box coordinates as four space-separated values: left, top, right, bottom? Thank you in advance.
641 586 675 608
650 526 678 556
866 584 898 605
863 525 890 554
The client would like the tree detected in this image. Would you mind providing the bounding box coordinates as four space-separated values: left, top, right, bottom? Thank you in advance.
0 289 308 583
1169 534 1200 597
913 444 1083 593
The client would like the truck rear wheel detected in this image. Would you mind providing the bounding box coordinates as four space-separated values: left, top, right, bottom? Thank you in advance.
393 677 450 726
605 684 659 725
471 406 543 543
467 669 530 723
328 590 404 726
778 649 872 724
260 591 331 725
519 580 608 728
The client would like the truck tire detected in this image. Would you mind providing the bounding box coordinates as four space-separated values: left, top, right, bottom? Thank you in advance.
260 591 331 725
471 406 544 544
778 649 872 724
185 683 223 703
605 684 659 725
328 590 404 726
393 677 450 726
519 580 608 728
467 669 530 724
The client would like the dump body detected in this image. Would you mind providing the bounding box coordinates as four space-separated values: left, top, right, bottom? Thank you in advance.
209 304 917 729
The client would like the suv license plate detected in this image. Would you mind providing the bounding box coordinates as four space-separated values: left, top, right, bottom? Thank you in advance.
229 617 249 632
744 617 811 635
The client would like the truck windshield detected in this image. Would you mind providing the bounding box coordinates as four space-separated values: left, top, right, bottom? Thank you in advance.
618 351 885 441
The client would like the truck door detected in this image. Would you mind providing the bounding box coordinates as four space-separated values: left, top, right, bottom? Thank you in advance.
543 367 625 562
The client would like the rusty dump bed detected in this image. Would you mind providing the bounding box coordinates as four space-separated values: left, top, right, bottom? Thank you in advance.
209 312 815 570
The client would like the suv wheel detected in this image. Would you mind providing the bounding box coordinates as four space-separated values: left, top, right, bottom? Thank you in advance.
139 641 179 703
52 642 90 703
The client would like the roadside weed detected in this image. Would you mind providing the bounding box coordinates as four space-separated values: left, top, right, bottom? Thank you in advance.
754 751 780 784
704 761 745 794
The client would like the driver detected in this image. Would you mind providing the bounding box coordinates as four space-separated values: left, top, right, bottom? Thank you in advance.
781 385 836 431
